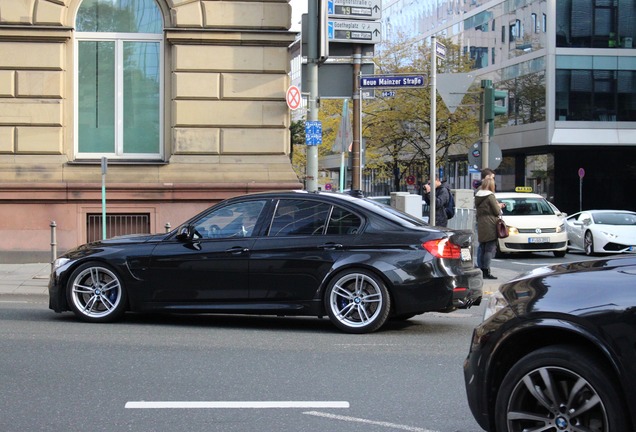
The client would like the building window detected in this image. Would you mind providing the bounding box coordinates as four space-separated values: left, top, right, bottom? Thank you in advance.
75 0 163 159
556 68 636 121
557 0 635 48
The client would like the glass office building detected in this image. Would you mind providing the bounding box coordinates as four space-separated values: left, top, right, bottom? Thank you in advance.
382 0 636 213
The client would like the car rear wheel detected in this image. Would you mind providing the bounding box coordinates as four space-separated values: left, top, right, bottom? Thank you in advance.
495 345 629 432
325 270 390 334
584 231 595 256
67 262 127 323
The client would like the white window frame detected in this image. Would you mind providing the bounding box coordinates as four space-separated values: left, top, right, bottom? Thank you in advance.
74 31 164 160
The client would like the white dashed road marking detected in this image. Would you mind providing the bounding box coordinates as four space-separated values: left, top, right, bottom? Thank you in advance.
303 411 440 432
125 401 349 409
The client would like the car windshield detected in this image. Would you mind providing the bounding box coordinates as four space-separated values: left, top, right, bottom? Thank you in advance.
592 212 636 225
500 198 556 216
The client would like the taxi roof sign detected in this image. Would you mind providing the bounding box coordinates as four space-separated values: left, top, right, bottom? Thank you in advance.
515 186 533 193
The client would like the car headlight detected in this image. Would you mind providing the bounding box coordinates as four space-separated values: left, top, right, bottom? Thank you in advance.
483 290 508 321
601 231 618 240
52 257 70 271
508 226 519 235
556 223 565 233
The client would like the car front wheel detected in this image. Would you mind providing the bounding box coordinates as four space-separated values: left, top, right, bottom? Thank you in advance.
325 270 390 334
67 262 127 323
495 345 629 432
584 230 595 256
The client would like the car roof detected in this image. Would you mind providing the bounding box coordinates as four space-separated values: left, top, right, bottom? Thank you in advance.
495 192 546 199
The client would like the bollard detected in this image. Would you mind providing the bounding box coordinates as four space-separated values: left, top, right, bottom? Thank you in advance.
50 221 57 270
165 222 171 233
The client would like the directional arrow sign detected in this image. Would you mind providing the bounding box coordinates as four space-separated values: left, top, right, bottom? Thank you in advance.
359 75 427 88
328 20 381 44
327 0 382 20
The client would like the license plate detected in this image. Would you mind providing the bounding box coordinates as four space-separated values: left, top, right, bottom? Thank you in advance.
528 237 549 243
461 248 472 261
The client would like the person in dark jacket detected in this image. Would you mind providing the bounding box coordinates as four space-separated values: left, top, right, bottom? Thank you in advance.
423 176 450 227
475 168 496 269
475 177 503 279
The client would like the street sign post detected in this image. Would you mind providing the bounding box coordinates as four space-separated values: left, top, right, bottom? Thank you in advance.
359 74 426 88
327 0 382 20
327 20 381 44
286 85 301 110
305 121 323 146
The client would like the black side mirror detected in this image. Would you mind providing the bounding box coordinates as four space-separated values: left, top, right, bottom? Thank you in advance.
176 225 193 241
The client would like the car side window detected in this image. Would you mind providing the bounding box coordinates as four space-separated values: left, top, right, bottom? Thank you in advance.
193 200 266 239
268 200 331 237
326 206 362 235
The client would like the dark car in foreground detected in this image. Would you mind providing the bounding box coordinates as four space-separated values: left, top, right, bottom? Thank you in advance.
464 257 636 431
49 190 482 333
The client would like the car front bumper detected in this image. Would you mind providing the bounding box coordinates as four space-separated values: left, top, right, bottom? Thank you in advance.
498 232 567 253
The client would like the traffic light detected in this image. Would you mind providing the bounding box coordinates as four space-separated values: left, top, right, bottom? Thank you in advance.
481 80 507 137
484 85 507 122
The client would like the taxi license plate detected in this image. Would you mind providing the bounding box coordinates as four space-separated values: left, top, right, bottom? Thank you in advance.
528 237 549 243
461 248 472 261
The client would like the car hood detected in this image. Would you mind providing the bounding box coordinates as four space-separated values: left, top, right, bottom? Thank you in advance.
592 225 636 240
77 233 168 249
500 256 636 316
501 214 563 228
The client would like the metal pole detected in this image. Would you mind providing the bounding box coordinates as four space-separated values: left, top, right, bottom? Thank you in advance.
306 0 319 192
429 36 437 226
101 157 107 239
50 220 57 269
481 80 490 170
352 45 362 190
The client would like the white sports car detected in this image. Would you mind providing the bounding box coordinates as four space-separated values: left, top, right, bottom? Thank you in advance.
565 210 636 255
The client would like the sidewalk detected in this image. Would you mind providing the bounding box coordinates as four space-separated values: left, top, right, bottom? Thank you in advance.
0 263 51 296
0 262 521 297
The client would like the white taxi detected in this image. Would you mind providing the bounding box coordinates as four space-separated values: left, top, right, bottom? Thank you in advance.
495 192 568 257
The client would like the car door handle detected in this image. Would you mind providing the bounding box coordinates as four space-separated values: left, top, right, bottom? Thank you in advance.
319 243 343 250
226 246 249 255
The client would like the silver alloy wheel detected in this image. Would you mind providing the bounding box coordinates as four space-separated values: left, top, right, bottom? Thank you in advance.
328 272 384 329
70 266 122 319
506 366 608 431
584 231 594 255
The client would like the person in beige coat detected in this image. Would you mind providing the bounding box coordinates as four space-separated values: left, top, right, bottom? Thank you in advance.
475 177 504 279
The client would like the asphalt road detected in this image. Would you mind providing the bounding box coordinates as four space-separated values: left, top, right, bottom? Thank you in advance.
2 253 602 432
1 296 488 432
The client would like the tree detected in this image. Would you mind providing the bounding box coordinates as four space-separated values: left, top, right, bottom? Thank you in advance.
361 35 480 190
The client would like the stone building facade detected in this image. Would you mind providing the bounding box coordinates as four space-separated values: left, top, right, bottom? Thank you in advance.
0 0 300 261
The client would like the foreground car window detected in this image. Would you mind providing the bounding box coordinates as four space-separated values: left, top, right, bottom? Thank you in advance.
193 200 266 238
269 199 331 236
326 206 362 235
268 199 361 236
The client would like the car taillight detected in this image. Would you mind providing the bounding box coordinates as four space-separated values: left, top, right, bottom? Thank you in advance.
423 238 461 259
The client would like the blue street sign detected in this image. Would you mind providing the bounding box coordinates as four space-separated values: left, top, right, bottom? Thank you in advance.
360 75 426 88
305 121 322 146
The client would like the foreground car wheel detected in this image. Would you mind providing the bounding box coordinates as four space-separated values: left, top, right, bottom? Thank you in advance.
325 270 390 334
584 231 595 256
67 262 127 323
495 345 628 432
